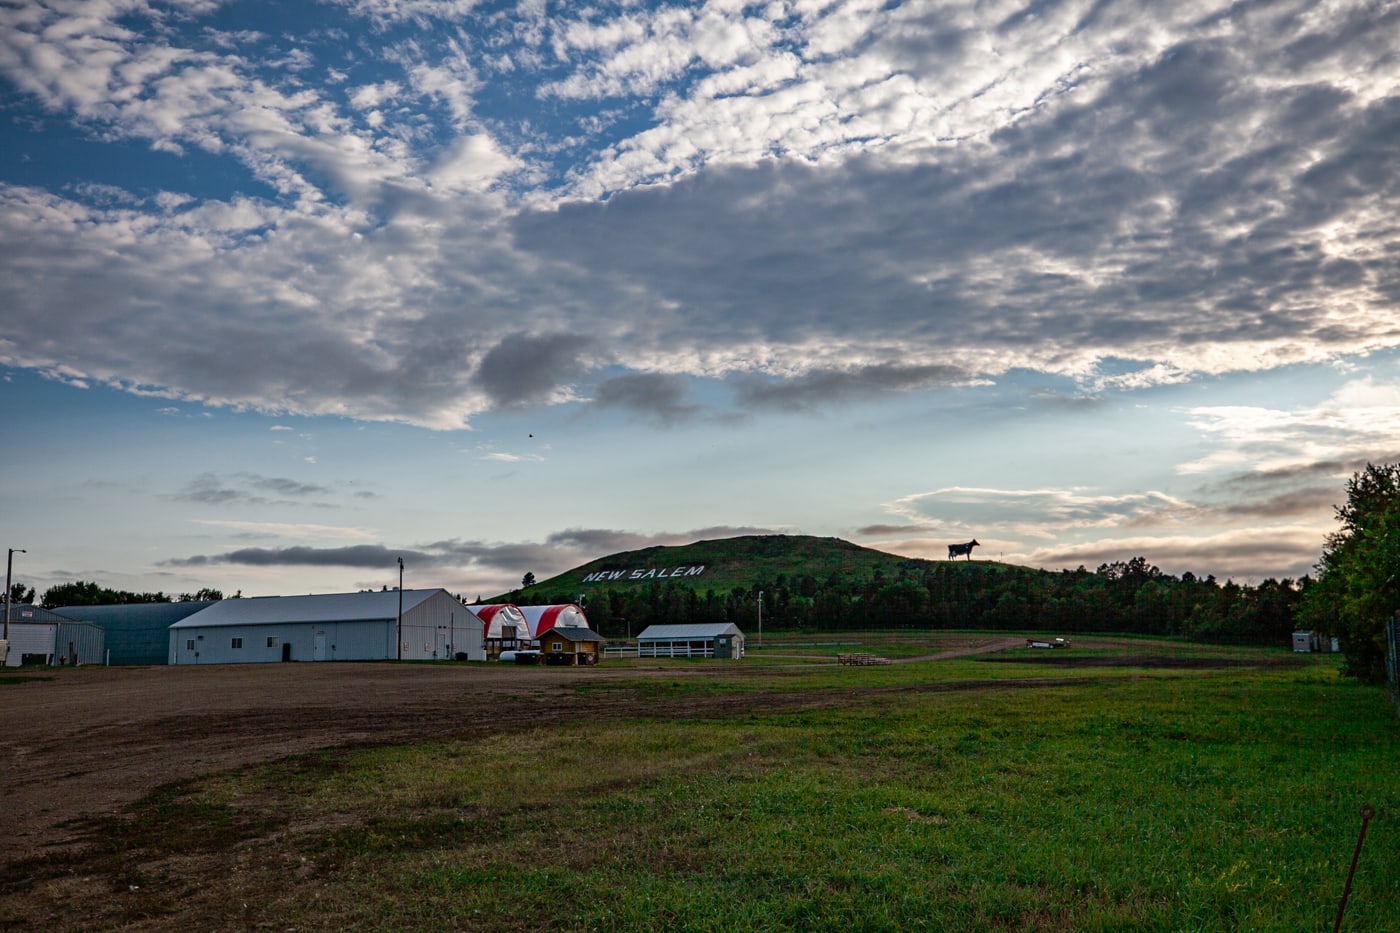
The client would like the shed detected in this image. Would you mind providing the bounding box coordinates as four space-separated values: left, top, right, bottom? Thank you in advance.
540 626 605 666
168 589 484 664
520 604 589 640
2 605 105 667
636 623 745 660
54 600 215 665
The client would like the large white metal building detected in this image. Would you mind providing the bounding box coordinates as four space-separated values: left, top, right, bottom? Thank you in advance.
168 589 484 664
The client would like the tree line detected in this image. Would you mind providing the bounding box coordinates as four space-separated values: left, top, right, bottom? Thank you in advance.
524 556 1307 648
12 581 229 607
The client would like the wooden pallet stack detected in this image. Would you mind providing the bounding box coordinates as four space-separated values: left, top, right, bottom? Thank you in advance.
837 652 892 666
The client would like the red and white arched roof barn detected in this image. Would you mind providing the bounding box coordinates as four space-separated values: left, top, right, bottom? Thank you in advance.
467 603 529 640
520 604 589 639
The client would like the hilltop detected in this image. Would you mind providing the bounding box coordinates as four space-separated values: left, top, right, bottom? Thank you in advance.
503 534 1018 602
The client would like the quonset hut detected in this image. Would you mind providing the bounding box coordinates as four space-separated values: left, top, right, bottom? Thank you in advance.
520 604 589 640
468 603 530 659
168 589 484 664
54 601 216 665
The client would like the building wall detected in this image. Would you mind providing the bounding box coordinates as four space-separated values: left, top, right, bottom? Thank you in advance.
3 624 56 666
400 592 485 661
170 620 395 664
167 591 484 664
2 622 105 666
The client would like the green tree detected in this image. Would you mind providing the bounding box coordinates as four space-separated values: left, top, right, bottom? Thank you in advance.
8 582 35 605
521 572 536 588
1300 463 1400 683
41 581 173 608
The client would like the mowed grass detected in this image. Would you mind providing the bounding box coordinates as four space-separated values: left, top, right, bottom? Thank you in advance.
12 651 1399 932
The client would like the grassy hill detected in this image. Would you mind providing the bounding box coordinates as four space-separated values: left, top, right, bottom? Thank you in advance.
498 533 1019 603
490 534 1300 646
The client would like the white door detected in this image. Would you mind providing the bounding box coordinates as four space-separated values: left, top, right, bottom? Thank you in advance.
314 631 327 661
435 630 448 659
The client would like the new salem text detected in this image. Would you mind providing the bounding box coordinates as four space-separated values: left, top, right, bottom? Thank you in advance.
580 566 707 583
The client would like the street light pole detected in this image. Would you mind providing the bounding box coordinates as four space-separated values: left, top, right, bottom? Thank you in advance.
397 556 404 661
757 589 763 649
4 548 26 666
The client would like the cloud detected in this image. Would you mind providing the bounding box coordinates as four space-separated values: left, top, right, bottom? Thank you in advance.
192 520 378 540
164 525 782 580
1180 377 1400 475
884 486 1196 539
174 472 336 506
591 372 703 423
472 332 595 409
168 544 431 568
1010 526 1327 582
2 0 1400 431
733 362 968 411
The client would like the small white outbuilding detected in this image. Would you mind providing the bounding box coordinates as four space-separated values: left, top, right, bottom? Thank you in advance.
636 623 745 660
2 605 105 667
168 589 484 664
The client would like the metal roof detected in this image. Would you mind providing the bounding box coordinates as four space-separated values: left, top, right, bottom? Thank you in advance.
51 600 218 664
545 626 606 643
636 623 743 641
54 601 215 626
4 604 79 624
170 589 444 629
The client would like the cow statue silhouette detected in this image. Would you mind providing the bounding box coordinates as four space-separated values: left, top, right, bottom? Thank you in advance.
947 539 980 560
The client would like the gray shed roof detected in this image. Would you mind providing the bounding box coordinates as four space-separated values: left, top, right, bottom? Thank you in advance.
545 626 606 643
170 589 444 629
4 604 78 624
636 623 744 641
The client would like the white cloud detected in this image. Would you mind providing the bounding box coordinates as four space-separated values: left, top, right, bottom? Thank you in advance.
1180 377 1400 475
2 0 1399 435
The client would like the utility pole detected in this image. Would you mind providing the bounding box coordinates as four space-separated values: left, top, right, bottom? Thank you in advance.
3 548 26 667
757 589 763 648
397 556 404 661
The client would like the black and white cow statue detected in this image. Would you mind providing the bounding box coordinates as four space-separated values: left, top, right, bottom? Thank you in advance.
947 539 980 560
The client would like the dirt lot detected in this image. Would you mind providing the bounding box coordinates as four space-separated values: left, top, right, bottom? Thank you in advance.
1 637 1311 930
1 636 1033 865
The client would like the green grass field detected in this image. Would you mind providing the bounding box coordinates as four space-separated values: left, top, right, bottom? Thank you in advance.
9 641 1398 932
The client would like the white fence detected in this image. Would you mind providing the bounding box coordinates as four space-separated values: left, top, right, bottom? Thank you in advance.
605 642 733 659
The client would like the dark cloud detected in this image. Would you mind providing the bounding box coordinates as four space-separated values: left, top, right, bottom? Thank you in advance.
733 363 966 412
855 523 935 537
591 372 703 423
473 332 594 409
175 472 333 506
1193 456 1400 520
168 545 436 568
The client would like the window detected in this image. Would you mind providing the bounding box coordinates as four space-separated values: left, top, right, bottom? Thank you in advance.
232 637 243 649
186 639 195 651
552 642 563 652
267 636 280 648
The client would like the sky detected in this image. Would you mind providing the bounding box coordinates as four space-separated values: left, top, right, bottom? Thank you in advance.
2 0 1399 602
